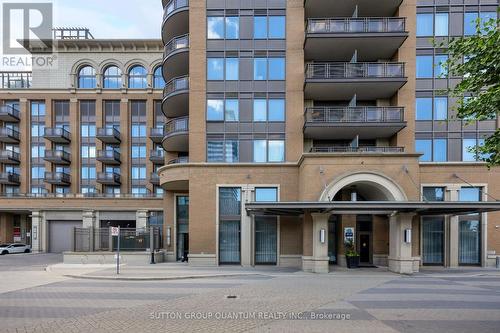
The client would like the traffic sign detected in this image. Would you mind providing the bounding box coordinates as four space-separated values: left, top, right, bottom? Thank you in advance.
111 227 119 236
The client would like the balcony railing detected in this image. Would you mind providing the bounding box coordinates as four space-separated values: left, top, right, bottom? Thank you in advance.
150 127 165 143
97 172 121 184
306 62 405 79
150 149 165 163
164 34 189 58
164 76 189 97
0 127 20 141
44 172 71 184
305 107 404 123
44 127 71 142
310 146 405 153
96 150 121 164
0 72 32 89
0 150 20 163
150 172 160 184
96 127 121 143
0 105 20 121
44 150 71 163
164 117 189 137
167 156 189 165
0 172 20 184
163 0 189 20
307 17 406 34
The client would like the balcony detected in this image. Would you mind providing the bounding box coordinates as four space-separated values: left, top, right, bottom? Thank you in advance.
0 172 20 185
0 150 20 164
310 146 405 153
96 150 121 165
305 18 407 61
163 34 189 82
0 105 20 122
97 172 121 185
0 127 20 143
44 172 71 185
43 150 71 165
44 127 71 143
96 127 121 144
150 172 160 185
167 156 189 165
162 117 189 152
162 76 189 118
304 62 406 100
150 127 165 144
162 0 189 44
304 107 406 139
150 149 165 164
305 0 403 17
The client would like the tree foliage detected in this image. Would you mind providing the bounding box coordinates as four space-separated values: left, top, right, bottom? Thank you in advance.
440 13 500 166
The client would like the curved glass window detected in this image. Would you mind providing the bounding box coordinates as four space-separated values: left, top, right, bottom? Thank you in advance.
128 65 147 89
153 66 165 89
103 65 122 89
78 66 96 88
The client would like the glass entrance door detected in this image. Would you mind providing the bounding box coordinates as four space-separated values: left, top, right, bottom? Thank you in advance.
219 221 240 264
255 216 277 264
176 196 189 261
422 217 444 265
328 215 338 264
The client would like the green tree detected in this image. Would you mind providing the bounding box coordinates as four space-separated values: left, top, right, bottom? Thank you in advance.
440 13 499 166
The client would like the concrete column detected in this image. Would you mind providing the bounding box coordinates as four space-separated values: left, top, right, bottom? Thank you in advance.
302 213 329 273
82 210 96 228
447 185 460 267
240 186 254 267
30 211 44 253
136 210 148 229
388 213 416 274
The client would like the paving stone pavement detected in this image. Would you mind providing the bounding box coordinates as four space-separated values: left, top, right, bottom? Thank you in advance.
1 270 500 333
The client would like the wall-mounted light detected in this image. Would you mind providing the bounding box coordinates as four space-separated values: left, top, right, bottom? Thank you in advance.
404 229 412 244
167 226 171 246
319 229 326 244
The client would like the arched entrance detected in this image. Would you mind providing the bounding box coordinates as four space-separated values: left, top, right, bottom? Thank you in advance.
319 172 407 268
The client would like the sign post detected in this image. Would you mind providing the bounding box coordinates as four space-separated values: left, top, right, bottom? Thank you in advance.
111 227 120 274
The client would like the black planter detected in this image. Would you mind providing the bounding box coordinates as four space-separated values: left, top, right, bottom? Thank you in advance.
346 255 360 268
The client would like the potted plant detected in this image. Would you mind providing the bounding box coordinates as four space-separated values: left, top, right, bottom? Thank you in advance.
344 240 360 268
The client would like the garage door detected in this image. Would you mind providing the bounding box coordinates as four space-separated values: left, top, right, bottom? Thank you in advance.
48 221 82 253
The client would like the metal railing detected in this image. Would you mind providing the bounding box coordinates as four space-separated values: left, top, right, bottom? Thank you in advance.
305 62 405 79
164 34 189 58
163 0 189 20
164 76 189 97
44 172 71 184
0 192 163 199
44 127 71 140
96 150 121 161
0 72 32 89
44 150 71 162
150 172 160 184
0 172 20 183
0 105 20 118
310 146 405 153
150 149 165 160
305 107 404 123
150 127 165 138
167 156 189 165
73 227 162 252
0 127 20 140
96 127 121 140
164 117 189 137
307 17 406 34
97 172 121 184
0 150 20 161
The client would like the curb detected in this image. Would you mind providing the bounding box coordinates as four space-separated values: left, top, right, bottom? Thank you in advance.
61 273 265 281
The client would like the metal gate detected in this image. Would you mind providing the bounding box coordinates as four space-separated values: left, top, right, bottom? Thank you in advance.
48 221 83 253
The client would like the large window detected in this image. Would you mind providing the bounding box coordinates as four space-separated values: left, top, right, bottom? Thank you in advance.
435 13 449 36
464 12 497 35
416 139 448 162
103 65 122 89
254 58 285 80
422 217 444 265
131 167 146 180
207 140 239 162
253 99 285 122
153 66 165 89
416 13 433 36
81 167 96 180
131 145 147 158
462 138 485 161
128 65 147 89
253 140 285 163
207 58 239 81
423 187 445 201
207 16 239 39
219 188 241 264
416 97 447 120
78 66 96 88
206 99 239 121
458 187 482 265
416 55 448 78
254 16 286 39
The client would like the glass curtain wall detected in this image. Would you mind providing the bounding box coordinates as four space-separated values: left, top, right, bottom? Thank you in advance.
458 187 482 265
422 217 444 265
254 187 278 265
219 187 241 264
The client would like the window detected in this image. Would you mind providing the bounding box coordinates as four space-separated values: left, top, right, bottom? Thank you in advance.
268 58 285 80
81 167 96 180
31 167 45 179
131 125 146 137
81 124 96 137
207 58 224 80
433 139 447 162
131 167 146 180
218 188 241 264
253 99 267 121
422 217 444 265
31 101 45 117
31 186 46 195
207 99 224 121
255 188 278 202
464 12 497 36
253 140 285 162
207 16 239 39
103 66 122 89
81 145 96 159
416 98 432 120
435 13 449 36
31 145 45 158
225 58 239 80
253 140 267 162
254 58 267 80
254 16 286 39
132 187 148 196
416 139 432 161
460 187 481 202
132 145 147 158
153 66 165 89
225 99 239 121
207 140 239 162
128 65 147 89
434 55 448 77
434 97 447 120
423 187 445 201
462 138 478 161
416 13 433 36
416 56 433 78
78 66 96 88
269 99 285 121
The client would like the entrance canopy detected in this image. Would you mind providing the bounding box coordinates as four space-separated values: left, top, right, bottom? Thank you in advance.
245 201 500 216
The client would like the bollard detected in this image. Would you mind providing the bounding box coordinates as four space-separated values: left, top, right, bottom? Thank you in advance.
496 256 500 269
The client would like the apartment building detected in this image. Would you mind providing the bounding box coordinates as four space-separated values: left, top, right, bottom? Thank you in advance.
0 29 165 252
158 0 500 273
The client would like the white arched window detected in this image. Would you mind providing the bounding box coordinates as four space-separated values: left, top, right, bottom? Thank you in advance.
103 65 122 89
128 65 147 89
